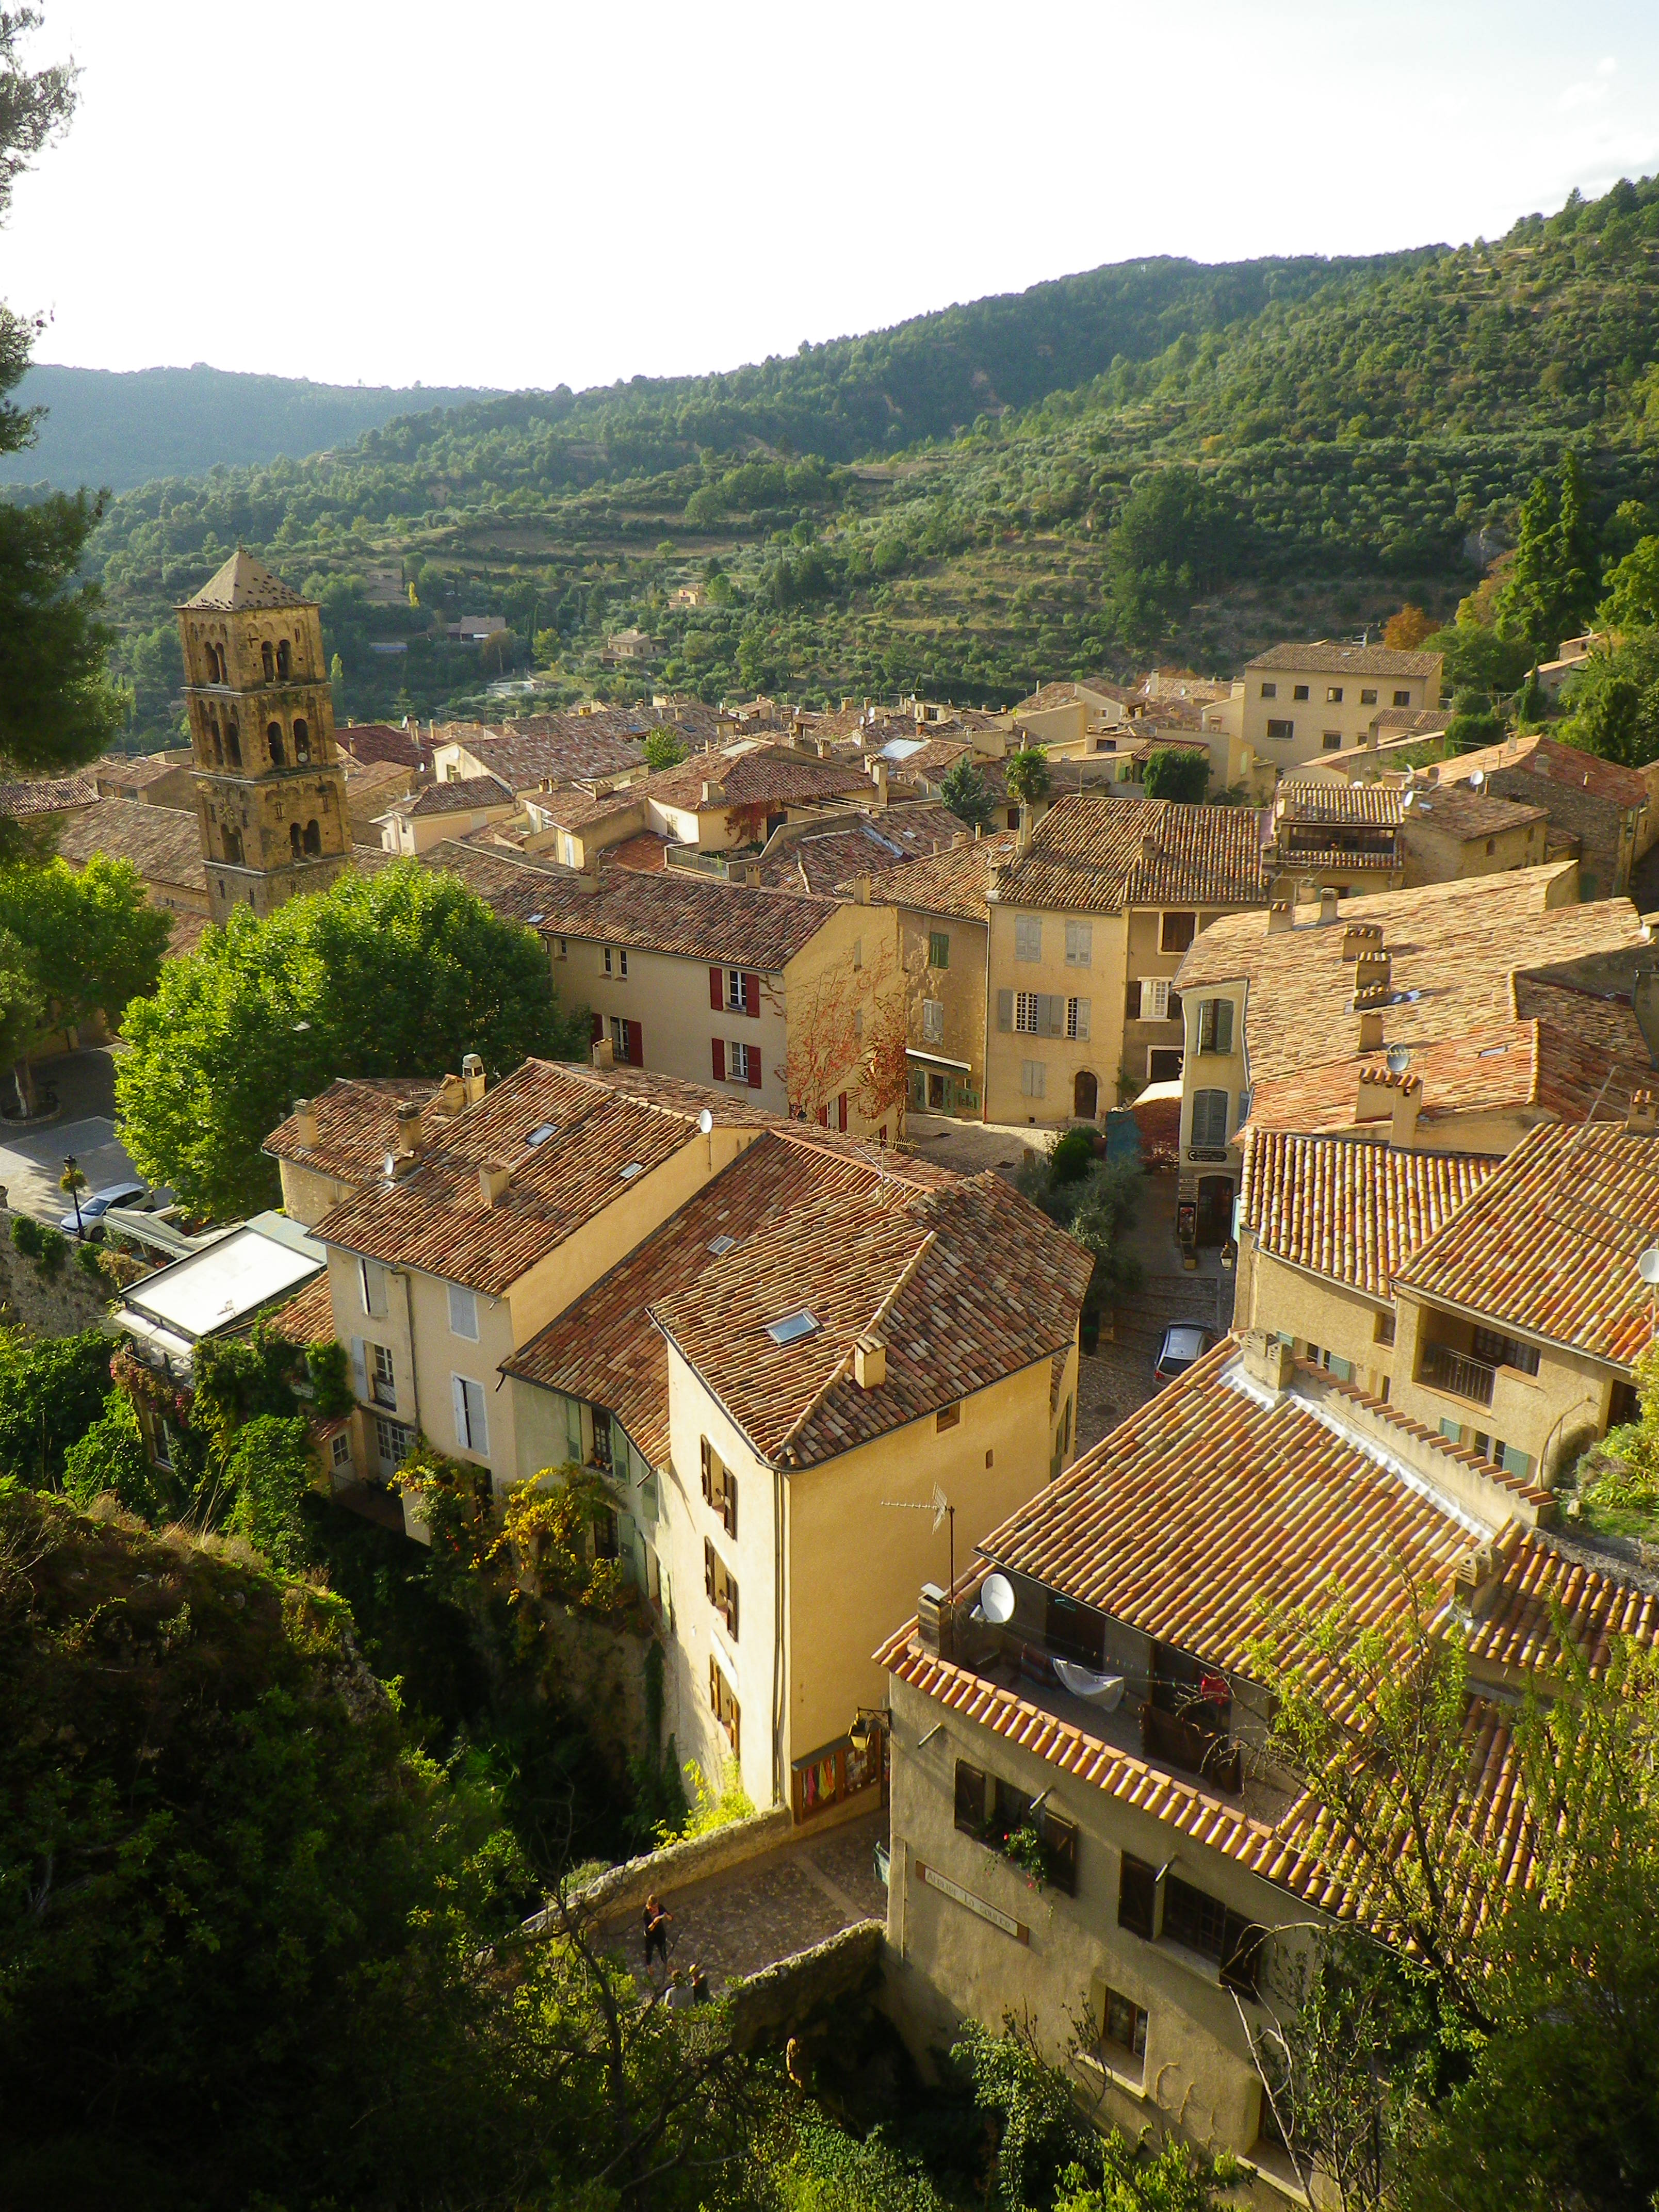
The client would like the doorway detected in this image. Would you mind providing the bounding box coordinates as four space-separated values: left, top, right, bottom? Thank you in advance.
1073 1069 1099 1119
1196 1175 1234 1246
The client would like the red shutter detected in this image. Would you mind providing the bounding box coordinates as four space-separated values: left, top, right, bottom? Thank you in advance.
709 965 724 1010
817 1104 828 1127
742 971 759 1018
747 1048 762 1091
589 1012 603 1044
626 1020 642 1066
711 1038 725 1081
838 1092 848 1132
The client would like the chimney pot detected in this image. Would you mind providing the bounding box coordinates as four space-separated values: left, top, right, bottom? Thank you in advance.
1239 1329 1294 1394
1341 921 1384 962
1318 887 1340 924
853 1335 887 1389
592 1035 615 1069
461 1052 486 1105
394 1099 424 1160
291 1097 319 1149
1358 1009 1385 1051
478 1160 512 1206
438 1071 466 1115
1266 901 1293 935
1628 1088 1658 1136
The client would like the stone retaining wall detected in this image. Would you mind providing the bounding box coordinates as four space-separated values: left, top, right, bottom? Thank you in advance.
523 1804 794 1938
0 1206 120 1339
727 1919 884 2050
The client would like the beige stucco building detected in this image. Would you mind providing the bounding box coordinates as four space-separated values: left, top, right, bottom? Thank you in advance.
1215 641 1443 776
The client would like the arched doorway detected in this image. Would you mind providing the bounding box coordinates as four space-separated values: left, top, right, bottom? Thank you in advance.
1074 1069 1099 1119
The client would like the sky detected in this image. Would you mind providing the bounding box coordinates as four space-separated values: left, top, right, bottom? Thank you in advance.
6 0 1659 396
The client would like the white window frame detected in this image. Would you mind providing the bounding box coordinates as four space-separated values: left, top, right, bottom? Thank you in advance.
610 1014 629 1058
330 1430 353 1471
1142 977 1171 1020
1015 991 1041 1035
452 1373 490 1458
1198 997 1234 1056
604 945 629 979
1015 915 1042 963
448 1283 479 1341
922 998 945 1044
1064 919 1093 967
1066 996 1091 1042
728 1038 752 1082
359 1255 389 1319
370 1341 396 1409
375 1415 414 1472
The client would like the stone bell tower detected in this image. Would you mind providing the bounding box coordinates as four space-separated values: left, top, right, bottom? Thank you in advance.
175 550 352 920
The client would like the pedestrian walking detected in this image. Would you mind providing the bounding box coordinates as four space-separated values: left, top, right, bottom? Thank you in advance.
642 1892 671 1969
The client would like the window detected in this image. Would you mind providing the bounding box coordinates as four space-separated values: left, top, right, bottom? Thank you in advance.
1259 680 1278 700
1197 997 1233 1055
853 936 863 971
1119 1852 1158 1940
1148 1047 1182 1082
359 1257 389 1319
1191 1088 1229 1147
370 1342 396 1409
1066 996 1090 1041
1322 731 1343 750
1141 978 1171 1020
1015 915 1042 963
922 999 945 1044
1160 912 1196 954
728 1038 752 1082
1485 838 1495 855
1164 1875 1266 1996
591 1409 613 1471
1020 1059 1046 1100
1265 718 1294 740
1292 684 1310 702
375 1416 414 1473
1360 687 1378 706
953 1759 1078 1894
448 1283 478 1340
610 1015 629 1060
767 1309 820 1345
154 1416 177 1470
708 1656 740 1750
700 1438 738 1536
452 1374 489 1457
1375 1310 1396 1345
293 717 310 763
928 929 950 970
604 946 629 978
1393 688 1412 707
1015 991 1041 1033
704 1537 739 1638
936 1401 961 1432
1101 1987 1148 2063
1064 919 1093 967
330 1430 352 1471
267 721 285 767
1326 686 1344 704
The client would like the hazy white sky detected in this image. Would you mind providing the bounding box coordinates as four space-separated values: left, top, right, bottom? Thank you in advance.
6 0 1659 393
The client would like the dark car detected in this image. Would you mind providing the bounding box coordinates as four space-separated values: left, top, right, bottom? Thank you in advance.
1154 1321 1217 1384
60 1180 147 1240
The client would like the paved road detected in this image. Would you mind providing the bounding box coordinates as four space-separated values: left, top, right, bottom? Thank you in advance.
0 1048 141 1225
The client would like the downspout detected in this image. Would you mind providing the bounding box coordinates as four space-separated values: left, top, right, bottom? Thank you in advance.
772 1463 787 1810
394 1267 421 1437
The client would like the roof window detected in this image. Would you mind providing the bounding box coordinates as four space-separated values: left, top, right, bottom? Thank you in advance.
766 1309 820 1346
708 1233 738 1255
619 1162 644 1181
524 1123 557 1148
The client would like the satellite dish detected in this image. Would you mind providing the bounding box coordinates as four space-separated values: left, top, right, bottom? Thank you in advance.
698 1108 713 1136
1401 788 1416 810
1470 768 1486 788
980 1572 1015 1625
1386 1046 1411 1075
1639 1247 1659 1288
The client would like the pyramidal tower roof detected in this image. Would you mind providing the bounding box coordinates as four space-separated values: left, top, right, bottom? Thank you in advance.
178 549 310 612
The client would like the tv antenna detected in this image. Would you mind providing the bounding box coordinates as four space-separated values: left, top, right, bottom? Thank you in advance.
883 1481 955 1595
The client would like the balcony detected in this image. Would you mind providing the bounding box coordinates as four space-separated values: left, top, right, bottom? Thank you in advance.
1420 1340 1495 1408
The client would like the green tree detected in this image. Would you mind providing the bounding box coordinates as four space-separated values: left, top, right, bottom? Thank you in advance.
1141 745 1209 801
939 755 997 829
0 921 43 1103
61 1385 174 1518
1105 470 1232 640
1004 745 1052 808
1559 630 1659 768
0 15 126 784
643 725 688 772
1599 535 1659 633
0 854 170 1109
117 859 590 1221
222 1411 315 1569
0 1323 113 1488
1441 687 1506 754
1495 451 1600 653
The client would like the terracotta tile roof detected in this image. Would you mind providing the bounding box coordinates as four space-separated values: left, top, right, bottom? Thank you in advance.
1013 681 1089 714
1395 1119 1659 1370
1239 1130 1498 1299
755 808 971 897
1275 779 1404 828
1368 707 1453 737
341 757 415 798
994 794 1268 914
268 1272 337 1345
401 773 513 817
1246 639 1442 678
1399 782 1549 840
0 772 97 818
606 832 670 871
889 736 974 781
53 797 206 893
1242 1020 1645 1138
421 838 840 970
338 722 428 769
1434 734 1649 810
861 832 1015 924
95 753 187 794
437 718 647 791
1175 868 1648 1087
177 548 306 611
650 1164 1091 1469
633 741 869 816
265 1075 449 1191
1512 978 1651 1066
1462 1527 1659 1678
311 1059 754 1296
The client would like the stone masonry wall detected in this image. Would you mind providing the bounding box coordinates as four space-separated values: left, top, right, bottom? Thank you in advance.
0 1205 121 1339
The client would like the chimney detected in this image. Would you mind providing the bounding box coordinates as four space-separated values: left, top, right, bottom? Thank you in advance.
853 1335 887 1389
393 1099 424 1163
1357 1007 1385 1051
917 1580 954 1658
1018 805 1036 855
1318 887 1340 924
1266 901 1293 935
477 1160 513 1206
1341 921 1384 963
952 829 970 849
1453 1532 1510 1622
1239 1329 1294 1394
872 758 889 807
701 778 725 804
592 1034 615 1068
1353 949 1392 997
438 1071 466 1115
1628 1088 1659 1137
986 860 1004 903
462 1052 486 1105
1140 829 1157 865
1391 1075 1422 1148
291 1097 319 1149
1634 969 1659 1068
853 873 871 906
1357 1067 1394 1124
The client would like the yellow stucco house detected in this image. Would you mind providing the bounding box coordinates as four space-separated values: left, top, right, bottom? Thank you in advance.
1215 640 1444 774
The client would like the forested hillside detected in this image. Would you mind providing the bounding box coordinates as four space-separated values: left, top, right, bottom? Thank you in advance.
69 177 1659 742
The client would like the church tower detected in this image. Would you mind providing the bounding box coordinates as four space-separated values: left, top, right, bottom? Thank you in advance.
175 551 352 920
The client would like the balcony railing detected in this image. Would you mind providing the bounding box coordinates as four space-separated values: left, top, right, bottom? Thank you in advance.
1420 1340 1496 1408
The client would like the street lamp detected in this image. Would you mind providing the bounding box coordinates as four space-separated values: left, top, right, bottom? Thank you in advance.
63 1154 83 1239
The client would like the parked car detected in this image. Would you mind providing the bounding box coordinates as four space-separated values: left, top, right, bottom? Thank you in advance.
60 1180 148 1240
1153 1321 1217 1385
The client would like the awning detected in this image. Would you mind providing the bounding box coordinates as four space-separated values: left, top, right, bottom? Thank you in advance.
906 1048 972 1074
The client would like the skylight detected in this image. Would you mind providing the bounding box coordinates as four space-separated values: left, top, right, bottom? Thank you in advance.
707 1233 738 1256
524 1123 557 1148
766 1309 820 1346
620 1162 644 1180
526 912 544 925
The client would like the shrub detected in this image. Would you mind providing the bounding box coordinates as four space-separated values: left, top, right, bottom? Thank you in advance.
75 1239 104 1279
305 1337 355 1419
10 1215 41 1260
35 1226 67 1278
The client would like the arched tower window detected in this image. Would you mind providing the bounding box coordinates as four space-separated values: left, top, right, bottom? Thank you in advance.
267 722 285 768
261 641 275 681
302 818 321 856
290 823 303 859
226 720 241 768
209 716 223 767
276 639 291 679
223 826 244 866
292 717 310 762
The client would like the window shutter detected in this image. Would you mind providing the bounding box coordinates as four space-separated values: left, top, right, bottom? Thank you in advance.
837 1092 848 1131
626 1019 642 1065
708 1654 718 1712
452 1375 468 1450
997 989 1013 1033
589 1012 603 1044
1126 980 1142 1020
723 1474 738 1539
1214 998 1233 1054
953 1761 987 1834
350 1336 367 1400
742 971 759 1017
1118 1853 1158 1940
747 1048 762 1090
704 1538 716 1602
700 1438 713 1501
1044 994 1065 1037
709 966 723 1010
469 1385 489 1460
1193 1089 1229 1147
711 1038 725 1081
